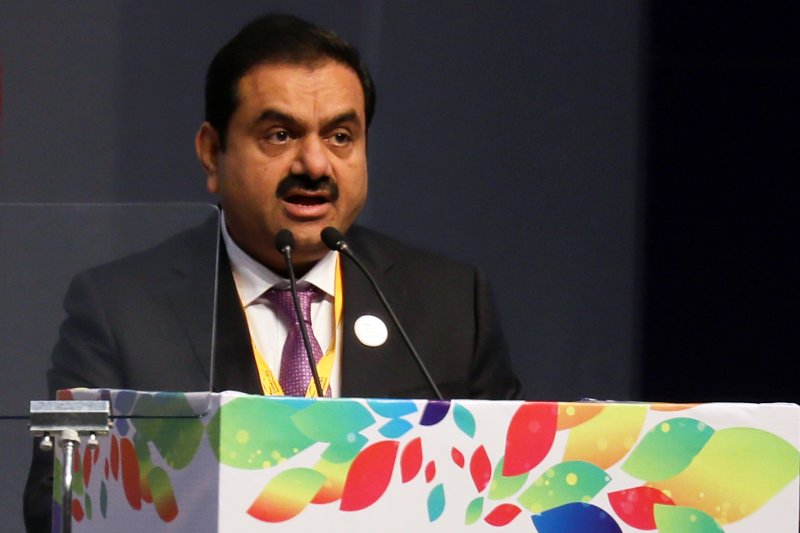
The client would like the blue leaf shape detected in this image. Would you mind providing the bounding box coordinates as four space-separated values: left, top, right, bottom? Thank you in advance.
453 403 476 437
532 502 623 533
427 483 446 522
420 401 451 426
379 418 414 438
115 417 129 436
367 399 418 419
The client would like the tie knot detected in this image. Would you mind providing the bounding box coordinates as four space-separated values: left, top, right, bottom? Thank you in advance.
265 286 318 325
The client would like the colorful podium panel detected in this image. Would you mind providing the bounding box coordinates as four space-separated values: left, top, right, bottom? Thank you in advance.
55 390 799 532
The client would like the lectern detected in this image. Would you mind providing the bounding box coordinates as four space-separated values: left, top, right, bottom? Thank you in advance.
50 389 799 532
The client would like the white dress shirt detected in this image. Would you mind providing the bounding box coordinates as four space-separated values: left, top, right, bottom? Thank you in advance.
220 213 342 396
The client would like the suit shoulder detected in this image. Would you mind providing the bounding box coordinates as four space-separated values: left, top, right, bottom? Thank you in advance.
80 218 218 286
347 225 476 276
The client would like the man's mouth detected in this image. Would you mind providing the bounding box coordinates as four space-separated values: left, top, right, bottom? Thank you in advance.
285 194 328 206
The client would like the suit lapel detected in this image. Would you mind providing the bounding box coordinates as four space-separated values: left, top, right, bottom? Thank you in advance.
164 216 260 394
340 229 414 398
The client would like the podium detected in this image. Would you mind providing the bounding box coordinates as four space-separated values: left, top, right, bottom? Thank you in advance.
51 390 799 532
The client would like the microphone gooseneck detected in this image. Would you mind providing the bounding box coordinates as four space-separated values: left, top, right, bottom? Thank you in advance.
274 229 324 397
321 227 444 401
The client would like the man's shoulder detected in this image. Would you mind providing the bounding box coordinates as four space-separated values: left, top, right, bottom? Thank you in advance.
346 225 476 276
80 216 218 286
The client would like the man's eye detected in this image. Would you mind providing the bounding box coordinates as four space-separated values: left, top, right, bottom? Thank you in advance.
328 132 352 146
266 129 292 143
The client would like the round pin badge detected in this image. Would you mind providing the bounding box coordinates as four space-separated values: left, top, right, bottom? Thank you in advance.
354 315 388 347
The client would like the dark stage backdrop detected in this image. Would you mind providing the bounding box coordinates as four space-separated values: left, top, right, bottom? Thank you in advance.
0 1 644 529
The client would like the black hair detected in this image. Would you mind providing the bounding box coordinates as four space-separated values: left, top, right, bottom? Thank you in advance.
205 13 376 149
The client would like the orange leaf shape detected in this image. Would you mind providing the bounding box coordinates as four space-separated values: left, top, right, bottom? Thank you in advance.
557 403 604 430
110 435 120 481
120 438 141 510
83 448 93 487
340 441 399 511
72 498 84 522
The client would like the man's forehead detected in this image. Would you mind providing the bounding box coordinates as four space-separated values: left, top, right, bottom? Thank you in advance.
234 60 365 114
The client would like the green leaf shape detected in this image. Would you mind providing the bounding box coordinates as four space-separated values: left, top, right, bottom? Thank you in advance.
290 400 375 442
133 433 155 490
130 394 204 470
84 493 93 520
72 453 85 496
517 460 611 515
453 403 477 438
649 427 800 524
208 397 313 469
322 432 368 464
427 483 446 522
488 458 528 500
654 505 724 533
465 496 484 525
53 457 63 504
623 417 714 481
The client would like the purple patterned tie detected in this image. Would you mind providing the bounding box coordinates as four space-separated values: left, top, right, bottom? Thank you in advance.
266 286 325 396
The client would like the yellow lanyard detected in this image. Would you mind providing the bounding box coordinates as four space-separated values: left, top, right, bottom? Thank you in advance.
250 256 343 397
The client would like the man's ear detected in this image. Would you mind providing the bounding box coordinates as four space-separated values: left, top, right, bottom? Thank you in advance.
195 122 221 193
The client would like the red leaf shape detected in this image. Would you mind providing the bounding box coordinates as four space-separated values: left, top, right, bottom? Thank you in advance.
340 440 399 511
83 447 92 487
470 445 492 493
104 458 109 480
451 447 465 468
120 438 141 510
72 498 84 522
401 437 423 483
110 435 120 481
503 402 558 476
56 389 74 400
484 503 522 526
425 460 436 483
608 486 675 530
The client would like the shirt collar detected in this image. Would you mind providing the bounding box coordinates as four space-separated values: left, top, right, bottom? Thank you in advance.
221 212 337 306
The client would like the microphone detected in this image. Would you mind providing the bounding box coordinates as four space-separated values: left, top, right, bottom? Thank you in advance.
321 227 444 400
274 229 324 397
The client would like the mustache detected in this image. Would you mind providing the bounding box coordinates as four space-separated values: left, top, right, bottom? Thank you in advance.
275 174 339 201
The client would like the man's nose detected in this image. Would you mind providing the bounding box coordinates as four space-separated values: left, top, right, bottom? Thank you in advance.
290 136 332 179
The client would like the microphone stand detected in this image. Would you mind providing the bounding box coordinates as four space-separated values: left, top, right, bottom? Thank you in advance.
321 227 444 401
275 230 324 397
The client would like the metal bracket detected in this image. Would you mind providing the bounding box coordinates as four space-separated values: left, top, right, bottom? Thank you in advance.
29 400 112 533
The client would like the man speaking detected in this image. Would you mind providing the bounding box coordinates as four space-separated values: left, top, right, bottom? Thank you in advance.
25 13 521 531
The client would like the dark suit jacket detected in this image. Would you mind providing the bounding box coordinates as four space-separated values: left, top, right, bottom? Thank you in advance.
24 216 521 531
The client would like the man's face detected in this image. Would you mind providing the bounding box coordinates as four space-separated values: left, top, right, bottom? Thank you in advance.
196 60 368 272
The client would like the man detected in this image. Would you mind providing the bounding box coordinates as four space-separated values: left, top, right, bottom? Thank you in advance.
25 13 521 531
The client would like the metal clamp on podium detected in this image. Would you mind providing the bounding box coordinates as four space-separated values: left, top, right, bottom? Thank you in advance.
29 400 112 533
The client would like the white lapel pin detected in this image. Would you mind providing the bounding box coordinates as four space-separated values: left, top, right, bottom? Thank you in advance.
354 315 388 347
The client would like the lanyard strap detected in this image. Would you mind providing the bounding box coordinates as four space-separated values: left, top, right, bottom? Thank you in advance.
250 256 343 397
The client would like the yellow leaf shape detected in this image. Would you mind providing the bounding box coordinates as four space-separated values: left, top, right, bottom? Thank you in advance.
557 403 604 430
247 468 326 522
563 404 648 469
649 427 800 525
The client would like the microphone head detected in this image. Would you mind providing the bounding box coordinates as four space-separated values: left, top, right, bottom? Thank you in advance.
321 227 346 251
275 229 295 254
